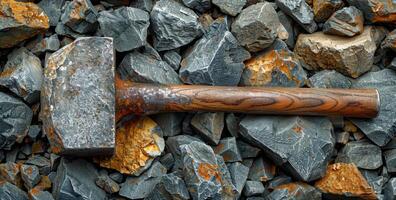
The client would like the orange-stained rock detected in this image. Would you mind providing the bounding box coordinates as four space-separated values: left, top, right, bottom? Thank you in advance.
34 175 51 191
315 163 377 200
0 0 49 48
95 117 165 175
313 0 344 22
347 0 396 24
270 182 322 199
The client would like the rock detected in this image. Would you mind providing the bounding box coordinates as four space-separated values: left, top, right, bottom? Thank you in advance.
323 6 364 37
278 11 299 49
307 70 351 88
95 117 164 175
216 155 238 199
225 113 239 138
29 189 54 200
294 26 385 78
191 112 224 145
0 0 49 48
350 69 396 146
243 181 265 196
166 135 202 170
21 165 41 189
381 29 396 52
0 47 43 103
179 18 251 86
345 0 396 24
182 0 211 13
212 0 246 16
335 140 382 170
152 113 185 137
0 181 28 200
41 37 115 156
25 155 51 175
159 153 175 171
98 7 150 52
150 0 203 51
26 34 60 55
163 50 182 71
231 2 281 52
227 162 249 197
384 178 396 200
237 140 261 158
248 157 276 182
147 172 190 200
384 149 396 173
267 175 293 190
27 125 41 141
53 158 106 200
38 0 65 26
240 49 307 87
60 0 98 34
239 116 334 182
315 163 376 199
360 170 386 195
0 92 32 150
213 137 242 162
276 0 317 33
101 0 131 6
313 0 344 22
0 162 22 187
335 132 350 145
95 175 120 194
130 0 153 12
118 50 181 84
108 172 123 184
268 182 321 200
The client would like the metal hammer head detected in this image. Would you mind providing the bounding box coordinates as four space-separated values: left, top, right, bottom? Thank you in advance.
41 37 115 156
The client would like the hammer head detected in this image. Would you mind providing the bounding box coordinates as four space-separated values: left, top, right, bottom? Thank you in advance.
41 37 115 156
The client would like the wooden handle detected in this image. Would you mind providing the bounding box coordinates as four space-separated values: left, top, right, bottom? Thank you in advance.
115 78 379 120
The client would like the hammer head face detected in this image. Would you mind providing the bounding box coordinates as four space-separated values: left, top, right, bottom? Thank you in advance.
41 37 115 156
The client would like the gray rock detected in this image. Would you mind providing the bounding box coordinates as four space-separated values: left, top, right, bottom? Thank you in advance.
231 2 281 52
26 155 51 175
0 181 28 200
345 0 396 24
313 0 344 22
278 11 299 49
243 181 265 196
0 47 43 104
147 171 190 200
21 165 41 189
38 0 66 26
361 170 386 195
182 0 212 13
53 158 106 200
276 0 317 33
95 175 120 194
267 175 293 190
216 155 239 199
384 149 396 173
100 0 130 6
151 0 203 51
237 140 261 158
248 157 276 182
108 172 124 184
118 50 181 85
388 57 396 71
227 162 249 197
98 7 150 52
130 0 154 12
27 125 41 141
0 92 33 150
323 6 364 37
335 131 350 145
179 18 251 86
381 29 396 52
166 135 202 170
163 50 182 71
384 178 396 200
41 37 115 156
191 112 224 145
212 0 246 16
29 190 54 200
350 69 396 146
267 182 321 200
26 34 61 55
152 113 185 137
213 137 242 162
60 0 98 34
159 153 175 171
5 147 18 163
308 70 352 89
336 140 382 170
0 162 22 187
239 116 334 182
225 113 239 138
55 23 85 39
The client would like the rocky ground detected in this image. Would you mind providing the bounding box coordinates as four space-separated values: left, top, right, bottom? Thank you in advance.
0 0 396 199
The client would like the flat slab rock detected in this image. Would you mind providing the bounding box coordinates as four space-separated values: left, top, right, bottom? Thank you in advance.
41 37 115 156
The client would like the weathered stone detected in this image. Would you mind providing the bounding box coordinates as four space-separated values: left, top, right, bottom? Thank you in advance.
0 92 32 150
308 70 351 89
151 0 203 51
294 26 385 78
227 162 249 196
21 164 41 189
118 50 181 85
147 171 190 200
0 162 22 187
335 140 382 170
276 0 317 33
95 117 164 175
231 2 281 52
95 175 120 194
0 181 28 200
323 6 364 37
29 189 54 200
0 47 43 103
108 172 123 184
179 18 251 86
35 176 52 192
313 0 344 22
163 50 182 71
384 178 396 200
278 11 299 49
26 155 51 175
225 113 239 138
166 135 202 170
191 112 224 145
98 7 150 52
27 125 41 141
217 155 239 199
27 34 60 55
381 29 396 52
41 37 115 156
237 140 261 159
152 113 185 137
0 0 49 48
55 23 85 38
38 0 65 26
384 149 396 173
335 131 350 145
267 175 293 190
243 181 265 196
360 169 386 195
60 0 98 34
130 0 153 12
213 137 242 162
240 49 307 87
346 0 396 24
53 158 106 200
240 116 334 182
212 0 246 16
248 157 276 182
268 182 321 200
182 0 211 13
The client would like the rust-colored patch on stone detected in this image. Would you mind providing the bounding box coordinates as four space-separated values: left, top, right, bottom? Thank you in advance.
370 0 396 24
0 162 22 187
95 117 164 175
197 163 222 183
292 125 303 134
313 0 344 22
34 175 51 191
315 163 376 200
28 188 41 197
275 182 311 195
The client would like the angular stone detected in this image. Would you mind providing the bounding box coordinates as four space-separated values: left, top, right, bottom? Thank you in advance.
179 18 251 86
98 7 150 52
21 164 41 189
60 0 98 34
216 155 239 199
34 175 52 191
0 181 28 200
294 26 385 78
212 0 246 16
108 172 123 184
213 137 242 163
360 169 386 196
41 37 115 156
231 2 280 52
53 158 106 200
0 162 22 187
182 0 211 13
26 34 60 55
26 155 51 175
267 175 293 190
166 135 202 170
0 92 32 150
118 50 181 85
95 175 120 194
335 140 382 170
95 117 164 175
151 0 203 51
276 0 317 33
0 47 43 103
227 162 249 197
237 140 261 158
163 50 182 71
243 181 265 196
278 11 299 49
225 113 239 138
240 116 334 182
335 131 350 145
191 112 224 145
130 0 153 12
308 70 351 89
240 49 307 87
384 178 396 200
323 6 364 37
0 0 49 48
147 171 190 200
152 113 185 137
29 189 54 200
346 0 396 24
38 0 65 26
384 149 396 173
268 182 321 200
381 29 396 52
248 157 276 183
315 163 376 199
101 0 131 6
313 0 344 22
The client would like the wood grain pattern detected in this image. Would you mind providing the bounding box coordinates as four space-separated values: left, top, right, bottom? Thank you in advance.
115 78 379 120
